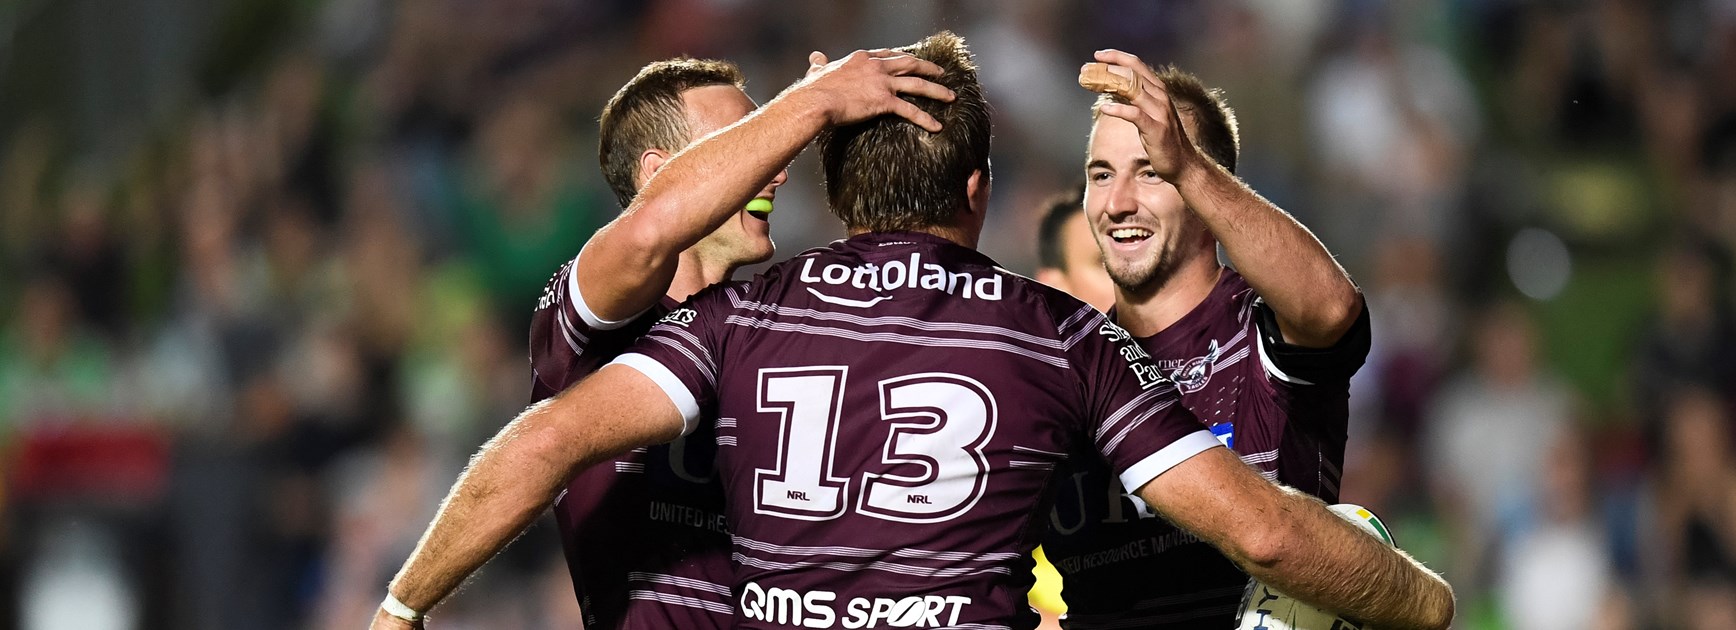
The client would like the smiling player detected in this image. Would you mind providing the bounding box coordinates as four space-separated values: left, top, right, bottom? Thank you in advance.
1044 52 1372 629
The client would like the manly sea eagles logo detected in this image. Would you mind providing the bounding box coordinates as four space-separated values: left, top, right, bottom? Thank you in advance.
1170 339 1221 394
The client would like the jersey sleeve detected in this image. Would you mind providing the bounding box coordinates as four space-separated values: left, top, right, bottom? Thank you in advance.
1251 297 1371 386
529 256 602 396
528 251 658 398
1064 308 1222 494
605 285 729 437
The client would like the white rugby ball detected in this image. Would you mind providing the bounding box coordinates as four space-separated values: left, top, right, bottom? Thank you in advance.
1234 504 1394 630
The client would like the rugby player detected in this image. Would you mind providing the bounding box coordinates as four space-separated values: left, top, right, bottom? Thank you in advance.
372 34 1452 630
528 58 782 630
1034 186 1115 313
1042 52 1372 629
377 52 952 630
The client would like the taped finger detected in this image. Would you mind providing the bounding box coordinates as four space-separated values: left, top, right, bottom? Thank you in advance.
1079 63 1141 101
1094 50 1164 99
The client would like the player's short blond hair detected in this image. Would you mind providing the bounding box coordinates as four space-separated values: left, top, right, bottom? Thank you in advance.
599 58 745 207
1091 64 1240 174
820 31 991 232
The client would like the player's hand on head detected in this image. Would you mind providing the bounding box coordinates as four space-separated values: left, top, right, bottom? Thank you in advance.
799 48 955 132
1087 49 1208 182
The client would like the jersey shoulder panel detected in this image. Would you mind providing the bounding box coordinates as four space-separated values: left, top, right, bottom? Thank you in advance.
530 256 673 400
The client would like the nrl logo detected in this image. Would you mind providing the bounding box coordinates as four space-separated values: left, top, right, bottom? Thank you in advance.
1171 339 1220 394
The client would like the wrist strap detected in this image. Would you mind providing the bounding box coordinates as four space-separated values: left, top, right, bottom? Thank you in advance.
381 592 424 621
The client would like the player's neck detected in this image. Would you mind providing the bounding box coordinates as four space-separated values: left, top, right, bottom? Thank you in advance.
1113 255 1222 338
668 251 738 304
846 225 980 249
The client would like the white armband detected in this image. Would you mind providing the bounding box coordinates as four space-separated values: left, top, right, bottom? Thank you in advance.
381 592 425 622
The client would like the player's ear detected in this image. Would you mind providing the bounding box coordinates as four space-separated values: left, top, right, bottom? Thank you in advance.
637 149 673 190
966 168 990 216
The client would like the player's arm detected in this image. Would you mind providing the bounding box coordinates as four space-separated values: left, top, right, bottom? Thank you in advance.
370 365 685 629
1090 50 1361 349
1071 310 1444 628
576 50 957 322
1135 449 1454 630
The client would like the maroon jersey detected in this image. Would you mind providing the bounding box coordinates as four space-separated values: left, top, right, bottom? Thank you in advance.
1043 270 1371 629
610 232 1223 630
529 255 734 629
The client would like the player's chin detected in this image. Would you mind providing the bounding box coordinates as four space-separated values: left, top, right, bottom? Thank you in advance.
735 229 776 264
740 238 776 264
1107 239 1164 274
1104 259 1153 289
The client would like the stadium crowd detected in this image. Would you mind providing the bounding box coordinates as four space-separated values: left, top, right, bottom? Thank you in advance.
2 0 1734 628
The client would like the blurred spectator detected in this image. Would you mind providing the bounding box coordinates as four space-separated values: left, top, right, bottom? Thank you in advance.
1341 236 1454 513
1701 117 1736 246
1496 427 1618 630
49 176 129 341
21 520 137 630
1304 4 1479 257
1631 239 1736 455
1423 302 1574 593
311 426 441 628
0 275 117 430
0 121 57 266
430 91 604 322
1651 388 1736 627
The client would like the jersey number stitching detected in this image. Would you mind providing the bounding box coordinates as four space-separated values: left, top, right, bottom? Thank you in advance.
754 367 999 523
754 367 852 521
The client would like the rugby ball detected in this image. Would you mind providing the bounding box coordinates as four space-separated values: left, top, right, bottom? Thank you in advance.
1234 504 1393 630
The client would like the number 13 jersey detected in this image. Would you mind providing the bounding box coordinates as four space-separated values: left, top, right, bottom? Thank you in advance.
611 232 1223 630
